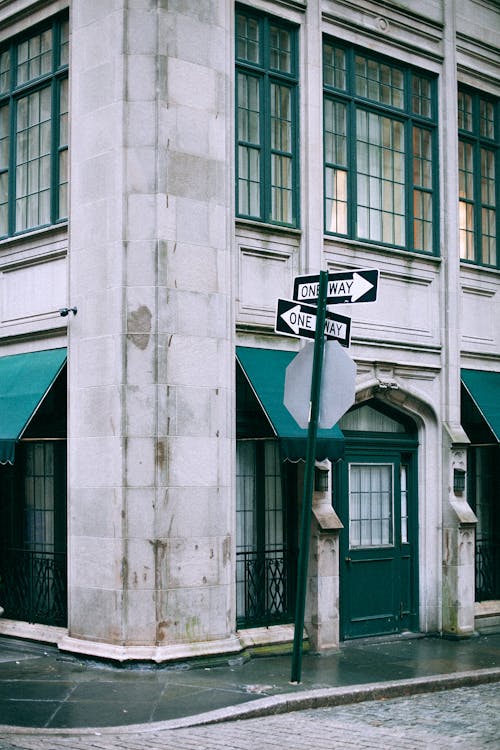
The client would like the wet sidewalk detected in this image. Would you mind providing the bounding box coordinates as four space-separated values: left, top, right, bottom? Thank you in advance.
0 632 499 731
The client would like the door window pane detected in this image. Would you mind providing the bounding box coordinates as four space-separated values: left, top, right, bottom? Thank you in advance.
349 464 393 547
401 464 408 544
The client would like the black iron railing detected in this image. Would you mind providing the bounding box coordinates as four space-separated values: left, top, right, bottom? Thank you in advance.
0 548 67 627
236 548 296 628
476 537 500 602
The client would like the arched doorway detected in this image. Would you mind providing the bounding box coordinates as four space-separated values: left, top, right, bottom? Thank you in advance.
335 400 419 639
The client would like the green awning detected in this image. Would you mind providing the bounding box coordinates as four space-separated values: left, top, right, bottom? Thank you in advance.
461 368 500 442
236 346 345 461
0 348 67 465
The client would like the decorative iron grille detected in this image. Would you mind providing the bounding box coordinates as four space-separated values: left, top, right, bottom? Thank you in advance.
0 548 67 627
475 537 500 601
236 548 296 628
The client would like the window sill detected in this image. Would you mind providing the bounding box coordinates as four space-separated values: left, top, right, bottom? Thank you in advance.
460 259 500 276
323 235 442 265
236 217 302 239
0 223 68 255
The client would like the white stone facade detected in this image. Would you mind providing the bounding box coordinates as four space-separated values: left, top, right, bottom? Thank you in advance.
0 0 498 659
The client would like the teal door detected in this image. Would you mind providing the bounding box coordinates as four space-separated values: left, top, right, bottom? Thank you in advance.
337 447 418 639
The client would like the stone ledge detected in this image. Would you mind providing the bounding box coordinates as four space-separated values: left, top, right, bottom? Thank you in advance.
475 600 500 634
0 619 66 645
238 624 296 649
57 634 243 664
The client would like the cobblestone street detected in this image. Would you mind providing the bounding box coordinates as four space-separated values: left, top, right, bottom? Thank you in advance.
0 682 498 750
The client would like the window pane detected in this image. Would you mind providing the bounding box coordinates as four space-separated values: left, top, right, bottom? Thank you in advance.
480 144 497 264
458 88 498 266
323 43 346 90
355 54 404 109
0 173 8 235
349 464 393 548
15 88 52 231
458 91 473 131
0 50 10 93
59 78 69 145
238 75 260 145
326 167 347 234
412 75 432 118
236 442 257 551
479 99 494 139
271 153 292 223
458 140 474 199
271 84 291 151
0 103 8 169
17 28 53 86
413 127 432 188
236 13 260 64
23 443 55 552
356 111 405 244
264 442 284 549
270 26 291 74
412 127 433 251
238 145 260 216
324 99 347 165
60 19 70 67
481 148 495 204
481 207 496 265
459 200 475 260
270 83 293 223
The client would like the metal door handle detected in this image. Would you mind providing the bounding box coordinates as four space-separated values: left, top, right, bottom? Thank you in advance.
345 556 352 563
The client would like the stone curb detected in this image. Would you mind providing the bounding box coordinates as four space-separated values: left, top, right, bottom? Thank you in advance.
1 667 499 737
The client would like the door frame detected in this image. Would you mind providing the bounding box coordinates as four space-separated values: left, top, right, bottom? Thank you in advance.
336 418 419 640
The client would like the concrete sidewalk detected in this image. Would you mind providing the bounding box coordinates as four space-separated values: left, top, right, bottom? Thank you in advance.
0 632 499 733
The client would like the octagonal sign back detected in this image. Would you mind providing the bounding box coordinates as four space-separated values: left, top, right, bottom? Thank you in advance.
284 340 356 429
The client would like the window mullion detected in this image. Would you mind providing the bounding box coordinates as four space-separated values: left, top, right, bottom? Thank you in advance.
348 98 356 238
262 70 270 222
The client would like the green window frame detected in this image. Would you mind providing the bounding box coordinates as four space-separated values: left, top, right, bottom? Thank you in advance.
235 6 299 228
458 87 499 268
0 14 68 239
323 41 438 254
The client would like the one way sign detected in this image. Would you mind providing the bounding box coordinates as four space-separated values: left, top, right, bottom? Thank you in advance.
293 268 379 305
275 298 351 347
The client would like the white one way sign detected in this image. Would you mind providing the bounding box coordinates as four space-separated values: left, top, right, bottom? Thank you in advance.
275 298 351 347
293 269 379 305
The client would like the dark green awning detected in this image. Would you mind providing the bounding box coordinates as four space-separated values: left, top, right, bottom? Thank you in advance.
236 346 345 461
0 348 67 465
461 368 500 442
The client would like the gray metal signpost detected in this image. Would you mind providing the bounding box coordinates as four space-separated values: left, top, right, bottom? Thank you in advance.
276 267 379 684
290 270 328 684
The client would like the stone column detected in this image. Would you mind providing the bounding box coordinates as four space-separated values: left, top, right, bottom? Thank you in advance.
62 0 238 661
440 1 477 639
305 461 343 652
442 438 477 637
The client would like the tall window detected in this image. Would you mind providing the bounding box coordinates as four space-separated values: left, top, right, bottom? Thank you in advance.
458 88 498 267
235 7 299 227
323 41 437 254
0 15 68 238
236 440 290 626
